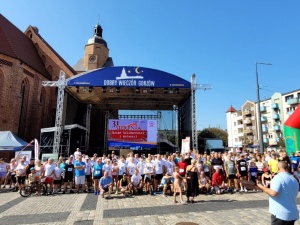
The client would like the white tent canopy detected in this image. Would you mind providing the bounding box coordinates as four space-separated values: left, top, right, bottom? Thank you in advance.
0 131 28 150
40 124 88 133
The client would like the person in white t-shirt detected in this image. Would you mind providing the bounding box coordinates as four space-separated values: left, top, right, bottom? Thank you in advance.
74 148 82 160
44 158 56 194
131 168 143 194
153 154 165 193
16 159 27 191
117 156 127 192
102 159 112 177
127 158 136 177
84 156 92 191
53 163 63 193
166 156 175 176
144 155 154 194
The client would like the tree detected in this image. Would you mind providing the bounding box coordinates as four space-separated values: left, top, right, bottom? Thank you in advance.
278 137 286 147
198 128 228 147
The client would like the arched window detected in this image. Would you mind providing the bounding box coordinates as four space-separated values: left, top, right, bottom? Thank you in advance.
47 65 53 75
26 30 33 39
39 87 46 128
0 69 4 102
40 87 46 104
18 79 30 138
41 55 46 64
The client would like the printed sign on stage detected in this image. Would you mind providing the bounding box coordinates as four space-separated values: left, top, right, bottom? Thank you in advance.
108 119 157 150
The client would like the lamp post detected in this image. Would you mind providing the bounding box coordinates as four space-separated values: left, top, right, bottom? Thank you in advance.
256 62 272 154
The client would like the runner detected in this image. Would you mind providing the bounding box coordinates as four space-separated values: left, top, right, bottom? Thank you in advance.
63 157 75 194
92 158 103 195
74 155 87 194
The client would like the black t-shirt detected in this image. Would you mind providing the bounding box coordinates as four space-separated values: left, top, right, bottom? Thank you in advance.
236 159 248 173
121 178 128 187
211 158 223 166
26 163 35 176
64 163 74 177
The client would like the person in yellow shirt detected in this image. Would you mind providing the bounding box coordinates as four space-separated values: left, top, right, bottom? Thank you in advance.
268 153 278 176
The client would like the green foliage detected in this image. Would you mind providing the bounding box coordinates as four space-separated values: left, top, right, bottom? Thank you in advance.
198 128 228 147
278 137 286 147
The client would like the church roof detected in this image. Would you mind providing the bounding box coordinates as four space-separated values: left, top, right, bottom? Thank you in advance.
226 105 237 113
0 14 50 79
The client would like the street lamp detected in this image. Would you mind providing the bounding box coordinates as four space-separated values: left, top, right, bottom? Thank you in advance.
256 62 272 154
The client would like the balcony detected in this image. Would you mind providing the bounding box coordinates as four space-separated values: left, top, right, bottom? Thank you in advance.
262 127 268 132
244 110 251 115
237 124 243 128
263 138 269 143
236 115 243 121
260 106 267 112
287 98 300 105
271 103 279 109
238 133 244 137
244 119 252 124
261 116 268 122
274 125 281 131
244 128 253 134
272 114 280 120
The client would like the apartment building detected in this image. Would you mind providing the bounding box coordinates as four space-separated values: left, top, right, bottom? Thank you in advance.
226 89 300 150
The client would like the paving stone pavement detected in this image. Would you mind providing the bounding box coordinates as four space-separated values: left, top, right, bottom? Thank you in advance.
1 189 300 225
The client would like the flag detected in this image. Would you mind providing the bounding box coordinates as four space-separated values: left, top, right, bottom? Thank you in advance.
16 140 34 157
34 139 40 160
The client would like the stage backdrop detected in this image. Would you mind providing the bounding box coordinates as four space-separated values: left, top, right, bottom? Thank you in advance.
108 119 157 150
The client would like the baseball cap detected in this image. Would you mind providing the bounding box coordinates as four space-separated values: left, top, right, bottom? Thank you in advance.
30 167 35 171
85 155 89 159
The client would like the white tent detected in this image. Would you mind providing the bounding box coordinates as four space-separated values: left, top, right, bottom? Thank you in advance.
0 131 28 151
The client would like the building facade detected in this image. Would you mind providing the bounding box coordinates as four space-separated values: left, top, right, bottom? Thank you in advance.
226 89 300 150
0 14 111 147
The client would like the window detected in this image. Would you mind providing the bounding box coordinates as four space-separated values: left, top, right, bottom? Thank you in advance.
285 95 293 102
0 69 3 102
40 88 46 104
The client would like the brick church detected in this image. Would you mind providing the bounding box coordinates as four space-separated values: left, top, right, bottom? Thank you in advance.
0 14 112 150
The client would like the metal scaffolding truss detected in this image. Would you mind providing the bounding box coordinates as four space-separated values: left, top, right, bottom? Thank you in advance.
191 74 212 151
42 71 66 154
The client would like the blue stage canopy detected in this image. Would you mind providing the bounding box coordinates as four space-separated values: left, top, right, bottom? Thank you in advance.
67 66 191 89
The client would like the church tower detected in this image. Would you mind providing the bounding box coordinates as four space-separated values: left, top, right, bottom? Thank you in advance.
83 24 109 70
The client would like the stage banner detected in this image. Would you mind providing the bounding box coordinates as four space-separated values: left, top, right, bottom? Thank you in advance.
284 106 300 155
181 137 190 154
108 119 157 149
15 151 32 164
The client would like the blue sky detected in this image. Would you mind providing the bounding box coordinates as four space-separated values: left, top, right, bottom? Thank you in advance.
1 1 300 130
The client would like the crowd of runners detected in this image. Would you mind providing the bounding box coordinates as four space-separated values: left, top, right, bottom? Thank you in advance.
0 148 300 204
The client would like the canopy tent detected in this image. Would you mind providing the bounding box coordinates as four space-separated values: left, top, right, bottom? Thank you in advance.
0 131 29 150
40 124 87 156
